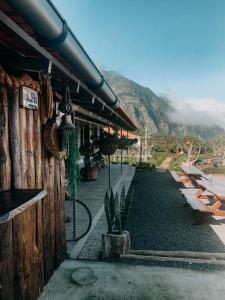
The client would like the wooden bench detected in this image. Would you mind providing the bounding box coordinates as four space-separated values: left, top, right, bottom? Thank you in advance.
170 171 194 187
179 188 210 212
170 171 181 182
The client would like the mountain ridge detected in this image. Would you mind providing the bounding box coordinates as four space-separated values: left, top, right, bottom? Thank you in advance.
103 70 223 139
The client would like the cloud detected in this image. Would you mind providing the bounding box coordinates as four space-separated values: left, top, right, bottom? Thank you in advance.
166 95 225 128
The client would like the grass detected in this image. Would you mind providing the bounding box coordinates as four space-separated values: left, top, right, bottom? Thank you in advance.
202 166 225 174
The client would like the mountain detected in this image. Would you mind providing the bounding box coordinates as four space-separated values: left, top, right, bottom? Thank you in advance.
103 70 223 139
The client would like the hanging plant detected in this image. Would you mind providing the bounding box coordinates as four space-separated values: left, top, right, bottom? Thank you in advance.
97 132 119 155
65 128 79 201
118 137 138 150
118 136 129 150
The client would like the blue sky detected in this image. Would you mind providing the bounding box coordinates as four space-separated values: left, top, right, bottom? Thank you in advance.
53 0 225 106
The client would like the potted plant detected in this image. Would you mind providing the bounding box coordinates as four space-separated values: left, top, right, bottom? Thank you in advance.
79 141 98 181
118 137 138 150
118 136 129 150
102 185 134 260
97 132 119 155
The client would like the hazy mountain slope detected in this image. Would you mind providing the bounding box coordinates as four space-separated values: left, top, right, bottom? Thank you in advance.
104 70 171 133
103 70 223 139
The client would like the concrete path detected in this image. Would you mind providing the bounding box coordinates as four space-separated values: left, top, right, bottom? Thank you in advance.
159 156 172 170
66 164 135 258
39 260 225 300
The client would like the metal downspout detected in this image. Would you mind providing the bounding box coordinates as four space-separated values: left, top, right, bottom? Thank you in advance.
7 0 119 108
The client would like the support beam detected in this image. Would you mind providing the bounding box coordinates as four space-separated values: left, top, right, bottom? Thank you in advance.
72 103 111 126
0 10 134 130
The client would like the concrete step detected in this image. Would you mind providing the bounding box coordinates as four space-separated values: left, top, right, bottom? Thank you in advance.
118 250 225 268
129 249 225 260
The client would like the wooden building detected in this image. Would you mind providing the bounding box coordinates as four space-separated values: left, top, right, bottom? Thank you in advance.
0 1 136 300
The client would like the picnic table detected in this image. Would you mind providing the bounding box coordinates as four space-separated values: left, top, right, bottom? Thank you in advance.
192 178 225 216
176 165 225 217
196 178 225 201
180 164 205 176
177 163 205 186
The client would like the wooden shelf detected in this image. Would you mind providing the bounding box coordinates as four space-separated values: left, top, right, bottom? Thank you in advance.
0 189 47 223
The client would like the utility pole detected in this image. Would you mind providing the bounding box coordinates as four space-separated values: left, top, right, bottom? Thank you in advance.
144 121 148 162
144 121 152 162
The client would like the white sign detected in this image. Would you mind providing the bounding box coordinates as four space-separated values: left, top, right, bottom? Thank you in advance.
20 86 38 110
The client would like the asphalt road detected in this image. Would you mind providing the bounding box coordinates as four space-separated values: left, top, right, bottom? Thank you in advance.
125 169 225 253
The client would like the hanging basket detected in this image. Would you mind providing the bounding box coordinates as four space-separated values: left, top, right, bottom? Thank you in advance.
99 143 118 155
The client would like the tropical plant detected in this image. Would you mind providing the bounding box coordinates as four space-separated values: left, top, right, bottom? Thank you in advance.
104 186 134 234
79 141 95 167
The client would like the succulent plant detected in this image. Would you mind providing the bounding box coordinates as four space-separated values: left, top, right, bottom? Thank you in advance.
104 185 134 234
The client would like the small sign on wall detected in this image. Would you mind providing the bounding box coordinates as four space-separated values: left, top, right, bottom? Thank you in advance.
20 86 38 110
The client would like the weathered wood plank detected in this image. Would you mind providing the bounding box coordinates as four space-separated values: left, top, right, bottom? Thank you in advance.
59 159 66 263
49 156 56 265
8 87 22 189
19 106 28 189
33 107 42 189
36 199 44 294
0 85 11 191
42 193 54 284
42 147 55 283
0 220 13 300
13 205 40 300
55 159 66 266
26 109 35 188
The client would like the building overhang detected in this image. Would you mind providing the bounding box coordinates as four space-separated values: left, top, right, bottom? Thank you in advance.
0 1 137 131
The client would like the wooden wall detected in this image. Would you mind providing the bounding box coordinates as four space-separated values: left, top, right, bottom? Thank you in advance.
0 83 66 300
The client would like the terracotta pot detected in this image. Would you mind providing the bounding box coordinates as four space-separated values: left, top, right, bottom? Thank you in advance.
80 166 98 181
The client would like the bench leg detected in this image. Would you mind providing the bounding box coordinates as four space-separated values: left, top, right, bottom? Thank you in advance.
209 200 221 210
206 201 225 216
195 189 209 201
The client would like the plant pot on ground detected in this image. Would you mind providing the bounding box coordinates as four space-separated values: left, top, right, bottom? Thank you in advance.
102 186 134 260
79 141 98 181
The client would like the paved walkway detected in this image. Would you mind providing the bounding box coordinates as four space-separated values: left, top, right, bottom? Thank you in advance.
39 169 225 300
66 164 135 258
159 156 172 170
125 169 225 253
39 260 225 300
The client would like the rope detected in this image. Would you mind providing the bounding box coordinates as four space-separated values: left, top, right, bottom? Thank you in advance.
0 65 40 91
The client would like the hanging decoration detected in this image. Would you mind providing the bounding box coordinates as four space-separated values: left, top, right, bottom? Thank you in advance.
65 127 78 201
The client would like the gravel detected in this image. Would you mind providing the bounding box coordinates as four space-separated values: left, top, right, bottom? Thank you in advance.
125 169 225 253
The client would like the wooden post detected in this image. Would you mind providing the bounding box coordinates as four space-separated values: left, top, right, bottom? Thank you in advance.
127 130 129 164
33 107 42 188
19 107 28 188
0 220 13 300
26 109 35 188
0 85 11 191
120 128 123 174
8 87 22 189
